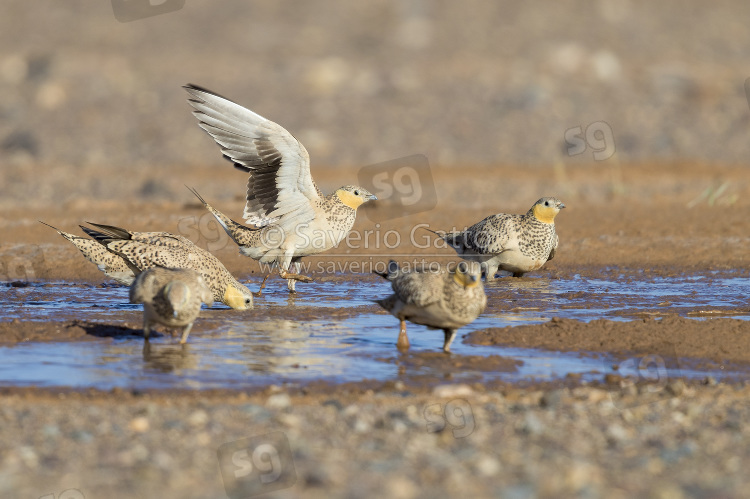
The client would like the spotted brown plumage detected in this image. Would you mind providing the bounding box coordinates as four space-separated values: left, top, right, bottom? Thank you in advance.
375 260 487 353
184 84 377 292
129 267 213 343
60 222 254 310
40 221 135 285
428 197 565 280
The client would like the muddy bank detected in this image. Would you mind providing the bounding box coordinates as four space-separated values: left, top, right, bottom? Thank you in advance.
467 315 750 365
3 162 750 285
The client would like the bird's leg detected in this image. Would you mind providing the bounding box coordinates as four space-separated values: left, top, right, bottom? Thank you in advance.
252 274 270 297
179 322 194 344
143 318 151 341
442 329 457 353
397 320 410 352
290 261 300 293
279 260 312 293
484 262 499 282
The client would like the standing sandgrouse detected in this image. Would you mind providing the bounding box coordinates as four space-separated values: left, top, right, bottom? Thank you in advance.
129 267 213 343
375 260 487 353
184 84 377 292
427 197 565 280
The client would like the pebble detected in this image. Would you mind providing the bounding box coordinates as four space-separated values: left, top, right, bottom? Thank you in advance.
187 410 209 427
475 455 501 476
129 416 150 433
667 380 685 396
519 413 545 436
540 389 565 408
432 384 474 398
266 393 292 410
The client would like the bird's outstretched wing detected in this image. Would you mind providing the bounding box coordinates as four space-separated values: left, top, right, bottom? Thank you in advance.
184 84 322 232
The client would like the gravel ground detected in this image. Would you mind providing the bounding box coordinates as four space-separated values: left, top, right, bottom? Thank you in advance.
3 3 750 498
1 382 748 499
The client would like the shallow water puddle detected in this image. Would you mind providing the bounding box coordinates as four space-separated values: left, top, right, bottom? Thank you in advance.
1 272 749 389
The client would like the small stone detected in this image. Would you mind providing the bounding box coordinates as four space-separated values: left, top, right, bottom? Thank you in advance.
42 425 60 438
519 413 544 436
153 450 174 470
475 455 501 476
17 446 38 468
666 380 685 396
605 424 629 443
385 476 419 499
322 399 343 411
129 416 150 433
604 374 622 385
703 376 718 386
540 389 565 408
187 410 209 427
277 413 302 428
432 384 474 398
266 393 292 410
70 430 93 443
354 418 371 433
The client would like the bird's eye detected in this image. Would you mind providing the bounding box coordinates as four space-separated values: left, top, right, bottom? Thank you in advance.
544 201 550 206
245 298 251 304
354 190 360 195
458 262 468 273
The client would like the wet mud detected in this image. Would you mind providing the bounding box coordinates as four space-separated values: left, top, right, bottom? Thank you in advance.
3 164 750 392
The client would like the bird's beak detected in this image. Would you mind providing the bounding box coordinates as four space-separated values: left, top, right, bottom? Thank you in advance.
558 202 566 209
455 271 478 288
368 194 378 201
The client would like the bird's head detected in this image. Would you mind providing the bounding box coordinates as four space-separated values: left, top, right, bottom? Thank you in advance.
335 185 378 210
223 282 253 310
452 261 482 289
531 197 565 224
164 281 191 317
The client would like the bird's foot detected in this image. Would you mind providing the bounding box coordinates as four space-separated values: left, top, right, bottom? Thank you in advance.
279 270 313 283
253 274 270 296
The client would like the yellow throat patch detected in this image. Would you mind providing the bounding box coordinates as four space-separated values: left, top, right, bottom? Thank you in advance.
453 271 480 288
532 204 559 224
336 190 366 210
223 285 251 310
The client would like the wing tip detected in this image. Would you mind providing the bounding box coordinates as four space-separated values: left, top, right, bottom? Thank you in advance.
183 83 233 102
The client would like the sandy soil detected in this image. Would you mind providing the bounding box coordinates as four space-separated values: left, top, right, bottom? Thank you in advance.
4 162 750 365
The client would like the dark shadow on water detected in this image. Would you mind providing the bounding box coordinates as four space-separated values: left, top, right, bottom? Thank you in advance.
74 320 145 339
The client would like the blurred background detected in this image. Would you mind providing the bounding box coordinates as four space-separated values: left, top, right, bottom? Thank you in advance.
1 0 749 209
